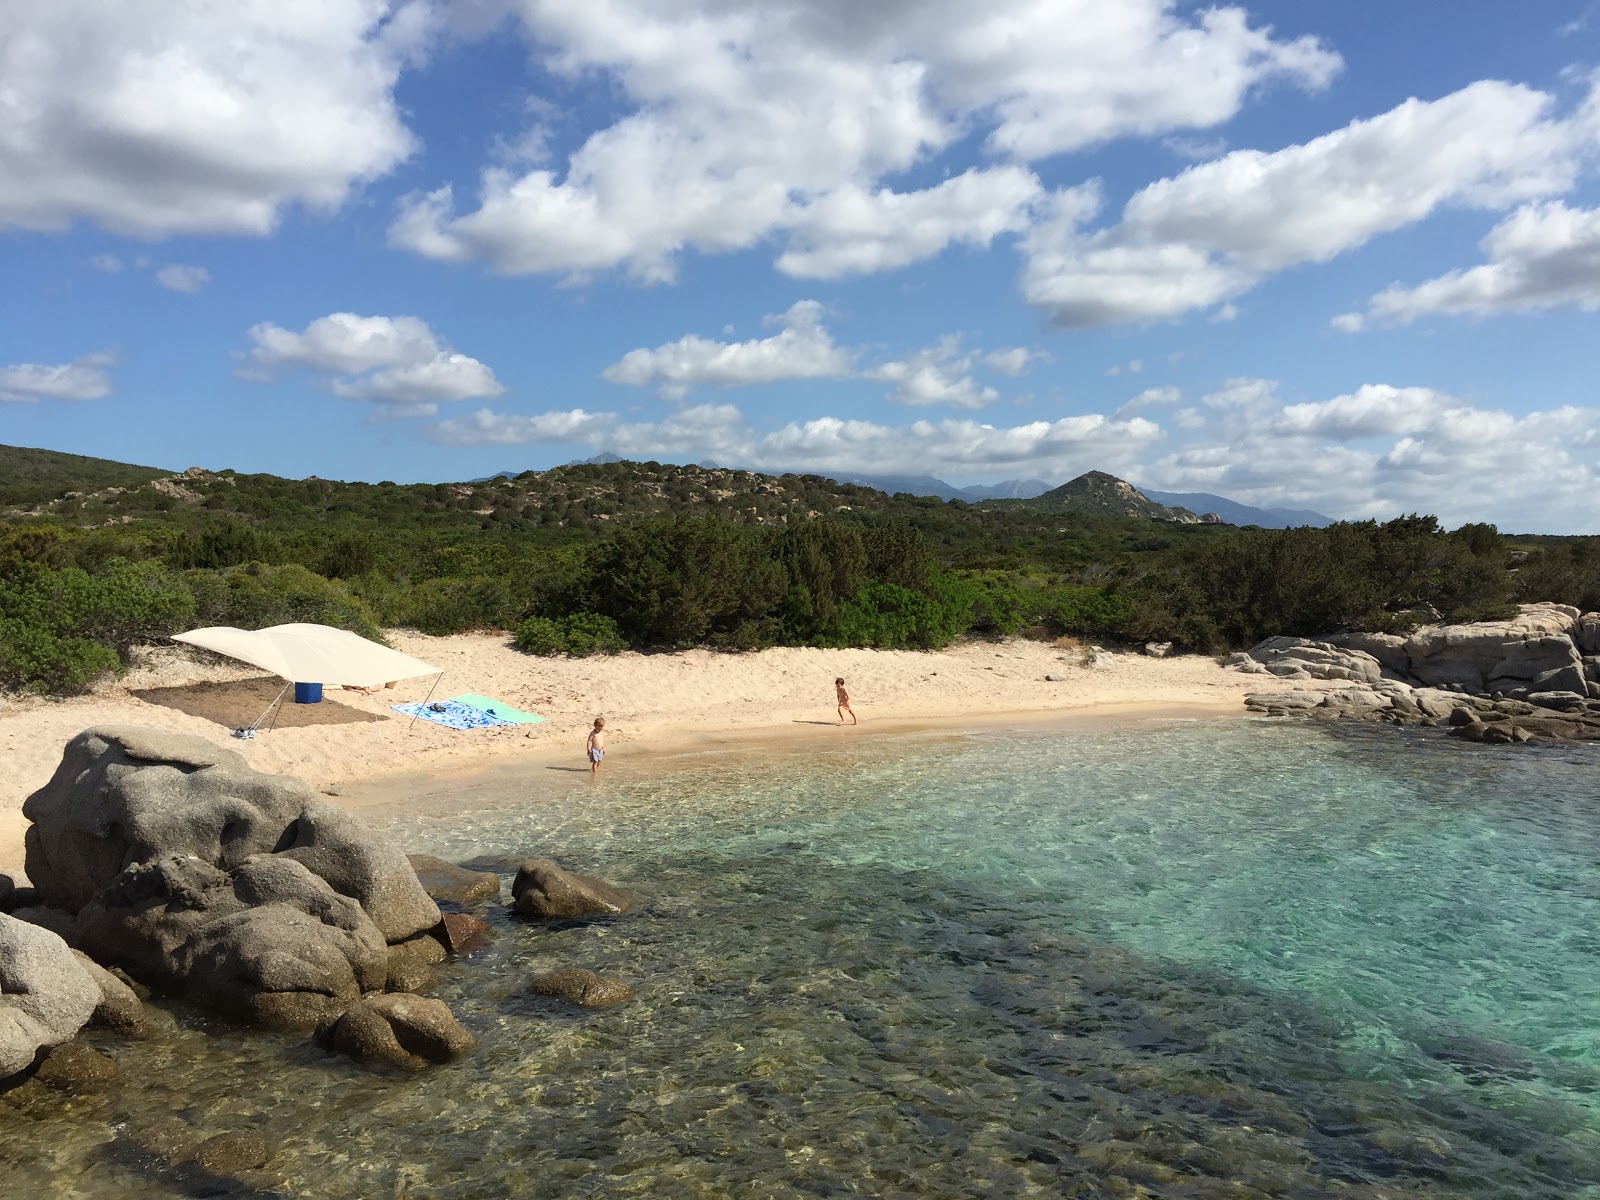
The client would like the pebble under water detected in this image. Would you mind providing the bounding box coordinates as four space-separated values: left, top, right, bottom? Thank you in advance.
6 718 1600 1198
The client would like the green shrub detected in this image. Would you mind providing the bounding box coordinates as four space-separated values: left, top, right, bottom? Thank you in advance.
185 562 382 640
0 559 195 692
514 612 625 657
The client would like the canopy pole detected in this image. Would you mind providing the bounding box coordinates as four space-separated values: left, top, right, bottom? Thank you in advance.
407 672 445 733
234 681 292 741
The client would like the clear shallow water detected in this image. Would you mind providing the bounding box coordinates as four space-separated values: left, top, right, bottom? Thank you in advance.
6 719 1600 1197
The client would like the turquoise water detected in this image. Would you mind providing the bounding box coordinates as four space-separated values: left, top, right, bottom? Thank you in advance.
5 718 1600 1196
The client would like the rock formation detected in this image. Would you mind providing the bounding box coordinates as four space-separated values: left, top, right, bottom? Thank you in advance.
323 993 476 1071
0 913 99 1078
511 859 637 919
528 968 632 1008
1236 604 1600 743
19 727 445 1030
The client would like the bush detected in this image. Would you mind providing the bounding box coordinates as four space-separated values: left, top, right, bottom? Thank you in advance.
185 562 382 640
514 612 625 657
0 559 195 692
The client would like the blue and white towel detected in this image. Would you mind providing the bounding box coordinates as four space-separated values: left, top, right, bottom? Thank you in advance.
392 700 514 730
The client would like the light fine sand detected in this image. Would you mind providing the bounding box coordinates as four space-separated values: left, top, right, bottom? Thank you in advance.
0 633 1254 874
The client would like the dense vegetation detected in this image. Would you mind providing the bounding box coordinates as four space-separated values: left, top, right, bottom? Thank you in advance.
2 445 1595 694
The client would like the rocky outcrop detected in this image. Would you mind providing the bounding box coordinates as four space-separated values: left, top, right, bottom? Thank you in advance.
1246 638 1384 685
24 727 439 941
528 969 632 1009
1 914 99 1079
1246 679 1600 745
323 994 475 1071
512 859 637 920
406 854 502 905
435 912 493 954
20 728 442 1030
71 854 390 1030
1401 603 1586 696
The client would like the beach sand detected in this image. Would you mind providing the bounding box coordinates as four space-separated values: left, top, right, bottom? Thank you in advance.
0 632 1254 875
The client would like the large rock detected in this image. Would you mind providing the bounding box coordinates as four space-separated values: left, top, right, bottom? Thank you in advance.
512 859 637 920
72 950 153 1038
528 969 632 1009
0 913 99 1078
1403 604 1585 696
1576 613 1600 657
325 994 475 1071
0 874 13 912
1323 631 1411 675
71 855 388 1031
1246 638 1384 686
23 727 438 943
406 855 501 906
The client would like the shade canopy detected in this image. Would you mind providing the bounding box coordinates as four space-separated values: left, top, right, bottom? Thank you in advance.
172 623 440 687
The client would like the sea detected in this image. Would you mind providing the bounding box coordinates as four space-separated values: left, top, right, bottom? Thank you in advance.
5 716 1600 1198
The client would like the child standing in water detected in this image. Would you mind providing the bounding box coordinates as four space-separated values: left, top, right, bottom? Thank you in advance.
835 677 857 725
586 717 606 775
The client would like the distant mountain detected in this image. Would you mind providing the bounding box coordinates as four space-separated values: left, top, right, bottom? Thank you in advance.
958 478 1051 501
566 451 624 466
1138 488 1334 529
1021 471 1215 523
834 473 1050 502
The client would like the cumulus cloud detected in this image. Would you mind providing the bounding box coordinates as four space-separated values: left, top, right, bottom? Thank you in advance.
1139 383 1600 531
0 352 114 403
1 1 419 237
241 313 504 417
1113 385 1181 420
1359 201 1600 323
600 301 854 398
394 0 1336 280
603 303 1045 408
155 264 211 294
1022 80 1594 327
436 400 1163 478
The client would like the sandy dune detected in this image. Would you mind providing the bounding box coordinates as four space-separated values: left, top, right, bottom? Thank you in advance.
0 633 1253 873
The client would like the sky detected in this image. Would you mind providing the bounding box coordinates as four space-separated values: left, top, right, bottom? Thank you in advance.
2 1 1599 532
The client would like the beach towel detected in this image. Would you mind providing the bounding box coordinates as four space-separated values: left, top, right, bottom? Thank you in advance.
392 700 513 730
449 693 547 725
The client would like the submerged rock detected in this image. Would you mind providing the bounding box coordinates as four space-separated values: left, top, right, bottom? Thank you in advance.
406 854 501 905
0 913 99 1079
385 933 447 993
195 1131 272 1173
325 994 475 1071
32 1041 119 1091
435 911 493 954
512 859 637 919
528 968 632 1009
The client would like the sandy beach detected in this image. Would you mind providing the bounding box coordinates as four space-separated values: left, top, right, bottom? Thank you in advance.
0 633 1253 874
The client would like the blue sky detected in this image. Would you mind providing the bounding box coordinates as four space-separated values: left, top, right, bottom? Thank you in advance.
2 1 1598 530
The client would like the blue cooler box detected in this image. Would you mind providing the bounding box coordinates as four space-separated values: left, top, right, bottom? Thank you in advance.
293 682 323 704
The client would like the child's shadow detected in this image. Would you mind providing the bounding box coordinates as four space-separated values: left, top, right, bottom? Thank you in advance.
792 720 841 726
546 766 593 773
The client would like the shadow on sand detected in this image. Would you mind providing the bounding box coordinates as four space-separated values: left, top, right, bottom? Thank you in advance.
132 676 387 731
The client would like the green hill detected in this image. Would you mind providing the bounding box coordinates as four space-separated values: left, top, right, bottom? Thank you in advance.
0 443 171 507
1015 471 1214 523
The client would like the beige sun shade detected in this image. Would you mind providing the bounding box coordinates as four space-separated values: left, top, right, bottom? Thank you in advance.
172 623 440 687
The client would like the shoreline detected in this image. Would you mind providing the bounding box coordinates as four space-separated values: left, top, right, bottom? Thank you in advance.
0 633 1254 875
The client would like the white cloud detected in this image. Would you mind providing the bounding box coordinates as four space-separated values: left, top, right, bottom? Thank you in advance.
1022 80 1593 326
866 336 998 409
90 254 123 273
395 0 1336 280
600 301 854 398
603 302 1041 408
1329 312 1365 333
1275 385 1447 438
1113 385 1181 420
435 400 1163 478
242 313 504 416
0 2 419 237
1361 201 1600 323
983 347 1050 376
0 352 114 403
774 167 1042 279
155 264 211 294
